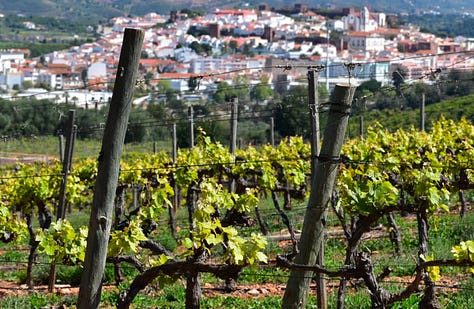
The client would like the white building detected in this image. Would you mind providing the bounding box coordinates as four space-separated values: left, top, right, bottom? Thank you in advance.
0 51 24 66
88 62 107 79
348 32 386 53
189 56 247 75
341 7 385 32
313 44 337 59
14 89 112 108
465 38 474 50
37 70 64 89
0 51 25 89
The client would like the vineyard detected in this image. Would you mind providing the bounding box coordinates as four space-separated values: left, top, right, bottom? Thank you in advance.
0 116 473 308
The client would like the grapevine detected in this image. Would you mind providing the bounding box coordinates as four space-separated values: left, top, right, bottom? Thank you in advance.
0 119 473 308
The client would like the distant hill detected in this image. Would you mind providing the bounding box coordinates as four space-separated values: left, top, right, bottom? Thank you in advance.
0 0 232 22
0 0 472 23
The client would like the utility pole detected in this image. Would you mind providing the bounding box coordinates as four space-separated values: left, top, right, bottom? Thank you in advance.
282 84 356 309
77 28 144 309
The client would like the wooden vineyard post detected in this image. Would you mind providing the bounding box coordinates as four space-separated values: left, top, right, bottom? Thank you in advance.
57 110 77 220
77 28 144 309
420 93 425 131
282 83 356 309
169 122 178 238
189 105 194 148
48 110 76 293
58 134 64 163
270 116 275 147
307 69 327 309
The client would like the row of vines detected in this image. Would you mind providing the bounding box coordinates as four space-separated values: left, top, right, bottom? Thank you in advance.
0 118 474 308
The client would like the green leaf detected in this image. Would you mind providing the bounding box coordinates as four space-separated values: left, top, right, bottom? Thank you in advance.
182 238 194 249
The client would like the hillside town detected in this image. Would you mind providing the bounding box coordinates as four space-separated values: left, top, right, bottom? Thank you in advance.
0 4 473 107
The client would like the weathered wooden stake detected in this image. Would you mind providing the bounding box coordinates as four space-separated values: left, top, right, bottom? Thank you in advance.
49 110 76 292
58 134 64 163
57 110 77 220
282 83 356 309
230 98 238 155
77 28 144 309
189 105 194 148
420 93 425 131
307 70 327 309
270 116 275 147
169 123 178 238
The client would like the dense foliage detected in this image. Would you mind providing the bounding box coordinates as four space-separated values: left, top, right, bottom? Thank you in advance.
403 14 474 37
0 1 473 20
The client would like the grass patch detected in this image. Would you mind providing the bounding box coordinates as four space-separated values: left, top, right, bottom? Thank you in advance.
0 136 172 160
0 293 77 309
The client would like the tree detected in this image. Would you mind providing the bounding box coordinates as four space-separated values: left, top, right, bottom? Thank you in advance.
180 8 206 18
397 43 407 53
0 99 59 137
22 80 34 89
353 79 381 111
189 41 204 55
35 82 51 91
355 79 382 98
232 75 250 103
201 43 212 56
213 81 237 104
189 42 212 56
63 91 70 105
392 67 407 92
373 88 399 110
81 68 88 87
145 101 172 140
273 85 311 139
443 70 474 97
220 42 229 54
123 106 152 144
404 82 428 109
188 77 199 92
229 40 238 53
250 81 273 104
157 80 172 93
144 72 154 89
71 96 79 107
242 43 254 57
